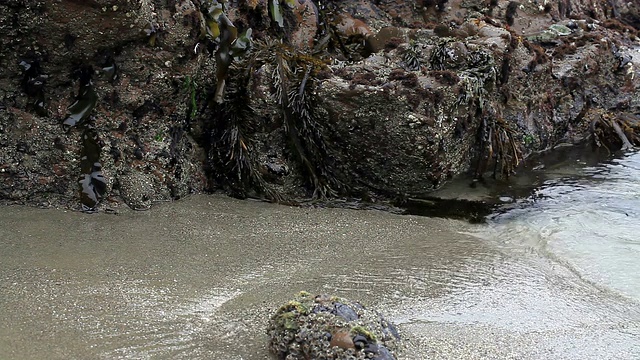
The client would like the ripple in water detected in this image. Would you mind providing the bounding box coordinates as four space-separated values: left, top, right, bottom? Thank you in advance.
486 150 640 302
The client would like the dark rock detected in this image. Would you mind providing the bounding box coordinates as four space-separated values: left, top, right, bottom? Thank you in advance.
333 302 360 321
265 162 288 176
368 344 396 360
353 334 369 349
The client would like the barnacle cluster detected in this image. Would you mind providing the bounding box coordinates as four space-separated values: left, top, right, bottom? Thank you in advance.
267 292 400 360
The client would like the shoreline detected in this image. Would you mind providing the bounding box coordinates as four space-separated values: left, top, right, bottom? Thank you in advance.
1 195 639 359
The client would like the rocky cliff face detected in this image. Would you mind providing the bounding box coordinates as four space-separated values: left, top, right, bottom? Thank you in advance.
0 0 638 210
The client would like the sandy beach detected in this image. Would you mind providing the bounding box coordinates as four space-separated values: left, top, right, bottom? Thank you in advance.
1 195 639 359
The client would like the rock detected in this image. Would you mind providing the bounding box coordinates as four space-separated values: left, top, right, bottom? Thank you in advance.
118 171 162 210
333 302 360 322
330 330 356 350
0 0 207 210
0 0 639 209
267 292 400 360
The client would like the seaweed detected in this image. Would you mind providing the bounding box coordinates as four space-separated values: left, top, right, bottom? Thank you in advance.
269 0 296 29
429 40 452 71
558 0 572 18
402 41 421 71
208 62 281 201
591 112 640 152
144 22 160 47
184 76 198 119
423 0 449 12
506 1 519 27
313 1 359 60
61 65 108 211
99 55 118 83
396 71 419 87
521 39 549 72
474 116 522 180
209 39 345 200
431 70 460 85
454 50 497 111
198 0 253 103
552 41 577 60
267 42 344 198
603 19 639 37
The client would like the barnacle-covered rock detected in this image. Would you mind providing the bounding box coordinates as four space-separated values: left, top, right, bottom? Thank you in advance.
267 292 400 360
1 0 640 210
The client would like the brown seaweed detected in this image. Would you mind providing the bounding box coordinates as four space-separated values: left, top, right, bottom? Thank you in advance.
591 112 640 152
475 116 522 180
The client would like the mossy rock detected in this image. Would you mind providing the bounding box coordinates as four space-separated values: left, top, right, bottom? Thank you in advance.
267 292 400 360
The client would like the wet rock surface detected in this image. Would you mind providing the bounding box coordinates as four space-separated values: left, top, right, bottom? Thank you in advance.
0 0 638 210
268 292 400 360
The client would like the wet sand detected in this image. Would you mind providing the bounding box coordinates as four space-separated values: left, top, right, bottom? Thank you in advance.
1 195 639 359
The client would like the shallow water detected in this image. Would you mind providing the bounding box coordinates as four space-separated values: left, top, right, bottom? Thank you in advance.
478 150 640 303
1 152 640 359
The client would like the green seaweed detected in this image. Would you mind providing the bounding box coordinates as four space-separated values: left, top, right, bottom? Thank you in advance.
277 300 310 315
269 0 296 29
272 299 310 331
351 325 377 341
144 22 159 47
270 0 285 28
184 76 198 119
275 311 299 331
154 131 164 142
198 0 253 103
